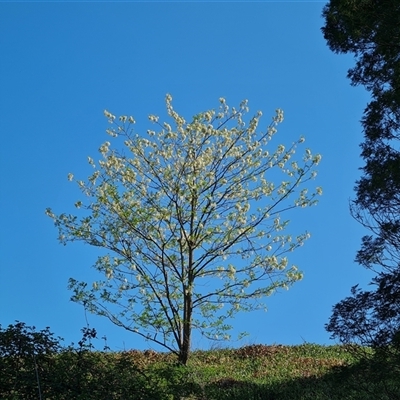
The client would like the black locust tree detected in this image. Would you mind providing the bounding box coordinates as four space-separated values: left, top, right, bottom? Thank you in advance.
46 95 322 364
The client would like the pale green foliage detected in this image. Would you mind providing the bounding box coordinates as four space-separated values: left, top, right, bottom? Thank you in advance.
46 95 322 357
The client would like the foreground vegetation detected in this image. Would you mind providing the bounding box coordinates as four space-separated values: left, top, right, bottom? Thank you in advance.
1 323 399 400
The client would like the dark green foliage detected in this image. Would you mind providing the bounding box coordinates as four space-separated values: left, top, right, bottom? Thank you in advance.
1 326 399 400
322 0 400 272
46 327 185 400
50 350 169 400
322 0 400 366
326 271 400 348
0 321 62 399
0 323 179 400
326 270 400 398
322 0 400 142
322 0 400 251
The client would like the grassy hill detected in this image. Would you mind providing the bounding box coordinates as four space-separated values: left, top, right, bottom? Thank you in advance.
2 342 400 399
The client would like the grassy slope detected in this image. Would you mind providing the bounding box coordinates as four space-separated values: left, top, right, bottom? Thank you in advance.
3 343 400 399
109 344 399 399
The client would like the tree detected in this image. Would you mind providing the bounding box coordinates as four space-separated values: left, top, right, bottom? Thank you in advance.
326 271 400 349
322 0 400 349
0 322 62 399
325 272 400 398
46 95 322 365
322 0 400 239
322 0 400 143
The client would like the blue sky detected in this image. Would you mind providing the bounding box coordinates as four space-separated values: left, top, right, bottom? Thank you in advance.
0 2 375 352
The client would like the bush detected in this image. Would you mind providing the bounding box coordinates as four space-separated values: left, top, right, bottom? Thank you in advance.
0 323 182 400
0 321 62 399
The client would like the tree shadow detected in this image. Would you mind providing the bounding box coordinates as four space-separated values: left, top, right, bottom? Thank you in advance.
185 355 400 400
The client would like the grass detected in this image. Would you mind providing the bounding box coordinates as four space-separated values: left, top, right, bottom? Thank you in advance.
89 343 399 399
3 343 400 399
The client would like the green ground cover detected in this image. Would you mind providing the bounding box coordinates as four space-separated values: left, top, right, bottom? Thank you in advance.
2 342 399 399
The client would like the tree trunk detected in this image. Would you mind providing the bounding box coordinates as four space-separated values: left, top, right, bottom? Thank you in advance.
179 290 192 365
179 183 196 365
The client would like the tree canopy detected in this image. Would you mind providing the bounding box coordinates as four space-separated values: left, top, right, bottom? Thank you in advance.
322 0 400 349
47 95 322 364
322 0 400 141
322 0 400 220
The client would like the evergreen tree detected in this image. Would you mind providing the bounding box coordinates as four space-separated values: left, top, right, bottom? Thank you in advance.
323 0 400 348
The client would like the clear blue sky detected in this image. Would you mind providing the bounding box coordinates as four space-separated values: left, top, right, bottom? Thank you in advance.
0 2 375 352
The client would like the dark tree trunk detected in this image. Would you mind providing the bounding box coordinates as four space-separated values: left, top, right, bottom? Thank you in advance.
179 290 192 365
